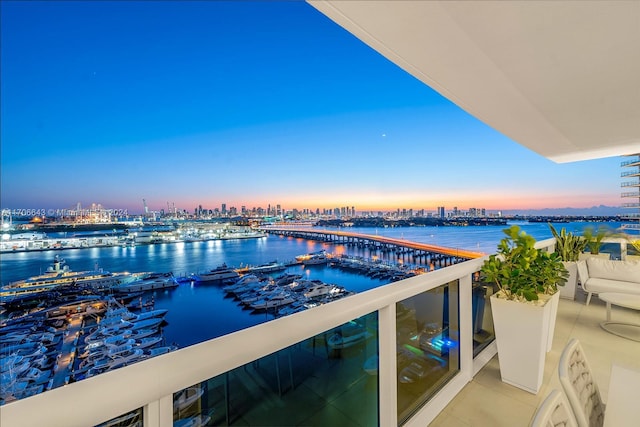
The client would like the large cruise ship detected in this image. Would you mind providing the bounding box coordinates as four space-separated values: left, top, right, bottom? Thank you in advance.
0 256 140 304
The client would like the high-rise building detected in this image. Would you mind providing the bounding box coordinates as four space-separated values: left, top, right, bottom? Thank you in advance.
221 203 227 215
621 153 640 233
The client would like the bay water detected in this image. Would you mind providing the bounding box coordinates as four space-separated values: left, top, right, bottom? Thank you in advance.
0 221 621 348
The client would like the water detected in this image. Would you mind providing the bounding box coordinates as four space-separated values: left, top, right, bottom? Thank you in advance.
1 221 621 348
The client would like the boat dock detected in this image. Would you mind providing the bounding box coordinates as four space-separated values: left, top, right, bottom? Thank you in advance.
50 314 83 389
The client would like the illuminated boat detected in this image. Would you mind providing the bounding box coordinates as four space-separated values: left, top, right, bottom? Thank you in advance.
111 272 179 293
192 264 239 284
0 256 140 304
295 250 329 265
235 261 286 275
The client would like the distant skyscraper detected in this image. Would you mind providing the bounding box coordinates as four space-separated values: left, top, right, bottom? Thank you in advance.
222 203 227 214
437 206 445 218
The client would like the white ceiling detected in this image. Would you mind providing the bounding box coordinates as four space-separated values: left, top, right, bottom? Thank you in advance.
309 1 640 163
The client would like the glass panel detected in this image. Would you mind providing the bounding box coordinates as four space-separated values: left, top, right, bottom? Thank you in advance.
472 273 497 357
95 408 142 427
173 312 378 426
600 242 620 260
396 280 460 425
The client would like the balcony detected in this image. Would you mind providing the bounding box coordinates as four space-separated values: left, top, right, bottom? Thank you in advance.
621 158 640 167
430 286 640 426
621 192 640 198
2 239 639 427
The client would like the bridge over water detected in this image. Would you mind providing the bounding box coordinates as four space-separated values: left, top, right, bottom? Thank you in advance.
261 228 486 268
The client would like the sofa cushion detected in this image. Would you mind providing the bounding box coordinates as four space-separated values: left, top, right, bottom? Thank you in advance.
584 278 640 295
585 258 640 284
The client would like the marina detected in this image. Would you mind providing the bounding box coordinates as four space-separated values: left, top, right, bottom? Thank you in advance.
0 221 622 405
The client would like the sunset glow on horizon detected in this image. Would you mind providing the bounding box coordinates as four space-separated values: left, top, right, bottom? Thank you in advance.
0 2 624 216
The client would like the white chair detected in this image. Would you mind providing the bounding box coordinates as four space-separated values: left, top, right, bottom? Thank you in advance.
530 389 578 427
558 339 605 427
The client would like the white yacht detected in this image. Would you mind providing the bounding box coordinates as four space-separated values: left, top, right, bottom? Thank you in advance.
0 256 140 304
111 273 179 293
192 264 239 284
295 250 329 265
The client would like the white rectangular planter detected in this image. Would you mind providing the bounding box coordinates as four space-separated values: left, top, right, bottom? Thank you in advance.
559 261 578 300
490 292 557 394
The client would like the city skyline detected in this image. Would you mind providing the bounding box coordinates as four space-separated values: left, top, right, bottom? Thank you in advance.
0 1 626 213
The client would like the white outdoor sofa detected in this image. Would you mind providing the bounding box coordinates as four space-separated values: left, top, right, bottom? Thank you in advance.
577 257 640 305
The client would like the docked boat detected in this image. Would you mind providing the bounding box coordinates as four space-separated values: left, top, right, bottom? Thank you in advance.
222 275 262 294
135 336 163 349
128 317 164 331
111 272 179 293
250 293 295 311
235 261 286 275
295 250 329 265
81 348 145 373
303 283 345 299
145 345 177 357
103 306 168 323
128 328 160 340
0 256 140 304
84 324 134 344
192 264 239 284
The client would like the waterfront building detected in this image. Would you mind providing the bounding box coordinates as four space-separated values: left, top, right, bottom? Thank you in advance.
621 153 640 234
3 2 640 427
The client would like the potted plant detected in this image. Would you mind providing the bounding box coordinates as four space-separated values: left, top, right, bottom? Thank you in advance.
549 224 588 300
481 225 567 394
579 226 611 260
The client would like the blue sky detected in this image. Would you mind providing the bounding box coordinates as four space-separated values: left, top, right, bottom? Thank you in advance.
0 1 624 214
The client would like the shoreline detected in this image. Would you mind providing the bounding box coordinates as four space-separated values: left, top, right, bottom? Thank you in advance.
0 233 267 254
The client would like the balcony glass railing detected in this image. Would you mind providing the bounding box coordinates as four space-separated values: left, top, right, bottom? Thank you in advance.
96 408 142 427
396 281 460 424
172 312 379 426
621 191 640 197
621 157 640 167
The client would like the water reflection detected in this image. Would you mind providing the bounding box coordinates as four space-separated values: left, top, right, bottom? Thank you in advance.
95 408 142 427
173 312 379 426
396 281 460 424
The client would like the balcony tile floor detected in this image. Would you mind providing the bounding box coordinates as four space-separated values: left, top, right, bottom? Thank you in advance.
430 288 640 426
